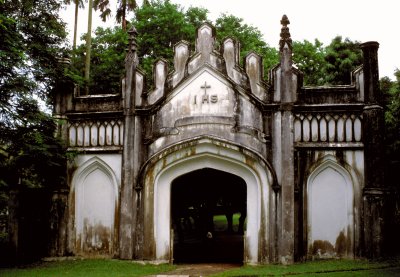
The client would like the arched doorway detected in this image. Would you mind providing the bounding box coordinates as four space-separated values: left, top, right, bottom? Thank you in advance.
171 168 247 263
143 138 275 264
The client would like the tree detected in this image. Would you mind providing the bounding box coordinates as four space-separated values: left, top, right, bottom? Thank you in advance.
83 0 94 94
67 1 371 94
324 36 363 85
133 0 209 78
0 0 68 190
64 0 86 50
381 70 400 186
185 6 209 28
67 0 208 91
215 14 278 76
292 39 326 85
94 0 137 30
68 26 128 94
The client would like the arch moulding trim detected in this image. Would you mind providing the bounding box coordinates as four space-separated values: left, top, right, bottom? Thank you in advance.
140 137 275 264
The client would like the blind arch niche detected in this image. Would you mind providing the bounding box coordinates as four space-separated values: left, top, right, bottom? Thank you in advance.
71 156 119 256
306 157 354 258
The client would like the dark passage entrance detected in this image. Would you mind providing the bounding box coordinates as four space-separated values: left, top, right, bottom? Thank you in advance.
171 168 246 264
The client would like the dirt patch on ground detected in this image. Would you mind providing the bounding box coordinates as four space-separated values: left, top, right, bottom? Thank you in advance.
146 263 240 276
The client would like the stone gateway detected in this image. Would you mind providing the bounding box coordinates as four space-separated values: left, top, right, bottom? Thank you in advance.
51 16 388 264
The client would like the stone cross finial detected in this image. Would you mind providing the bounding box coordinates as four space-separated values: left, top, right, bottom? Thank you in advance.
279 15 292 52
125 26 139 69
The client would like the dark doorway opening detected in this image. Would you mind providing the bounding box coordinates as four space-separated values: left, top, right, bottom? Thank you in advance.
171 168 247 264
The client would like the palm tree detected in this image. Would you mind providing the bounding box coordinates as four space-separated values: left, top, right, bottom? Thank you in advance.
64 0 85 50
94 0 137 31
117 0 137 31
84 0 94 94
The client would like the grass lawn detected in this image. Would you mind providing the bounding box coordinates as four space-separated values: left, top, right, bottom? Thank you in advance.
0 258 176 277
1 257 400 276
213 257 400 276
213 213 244 232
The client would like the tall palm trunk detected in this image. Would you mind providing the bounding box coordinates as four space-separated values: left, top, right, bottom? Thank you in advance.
72 0 79 50
122 1 126 31
84 0 93 95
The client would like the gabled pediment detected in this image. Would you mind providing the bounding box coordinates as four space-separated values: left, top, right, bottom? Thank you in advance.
157 66 237 128
139 22 273 108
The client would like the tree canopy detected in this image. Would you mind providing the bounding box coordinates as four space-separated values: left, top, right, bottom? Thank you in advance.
67 0 368 93
381 70 400 186
68 26 129 94
134 0 208 78
324 36 363 85
0 0 68 190
215 14 279 72
292 39 326 85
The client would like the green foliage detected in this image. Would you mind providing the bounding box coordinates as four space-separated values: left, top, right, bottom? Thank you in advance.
0 99 67 189
381 70 400 186
215 14 279 76
71 1 279 89
0 0 68 101
67 27 128 94
292 39 326 85
133 0 208 79
94 0 137 30
0 0 68 192
292 36 364 86
384 70 400 129
324 36 363 85
63 0 85 8
185 6 209 28
68 1 381 93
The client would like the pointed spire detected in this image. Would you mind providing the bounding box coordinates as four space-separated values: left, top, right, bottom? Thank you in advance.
125 26 139 69
279 15 292 52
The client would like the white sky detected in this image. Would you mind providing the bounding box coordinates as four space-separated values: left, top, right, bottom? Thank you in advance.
61 0 399 79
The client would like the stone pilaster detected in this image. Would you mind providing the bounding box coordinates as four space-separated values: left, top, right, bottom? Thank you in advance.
53 58 74 143
48 189 69 257
275 15 296 264
360 41 387 258
119 26 139 259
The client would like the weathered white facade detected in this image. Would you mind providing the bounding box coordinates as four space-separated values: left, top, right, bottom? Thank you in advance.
53 16 387 264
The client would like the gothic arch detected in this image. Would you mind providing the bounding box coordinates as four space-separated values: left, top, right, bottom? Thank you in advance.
306 156 355 258
139 137 276 264
70 156 119 256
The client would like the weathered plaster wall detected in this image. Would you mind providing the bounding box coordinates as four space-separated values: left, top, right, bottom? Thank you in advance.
295 150 364 259
68 154 121 256
148 67 267 157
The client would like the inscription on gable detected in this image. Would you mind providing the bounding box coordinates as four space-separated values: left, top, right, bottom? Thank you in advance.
157 70 236 129
193 82 218 105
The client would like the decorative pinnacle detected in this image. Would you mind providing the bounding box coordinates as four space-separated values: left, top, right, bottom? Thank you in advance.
279 14 292 52
127 26 138 52
126 26 139 68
